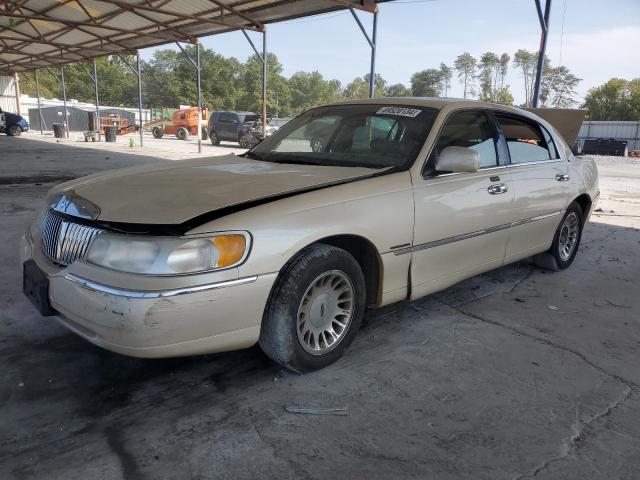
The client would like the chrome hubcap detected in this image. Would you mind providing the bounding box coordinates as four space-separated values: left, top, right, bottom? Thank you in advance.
311 139 325 152
559 212 579 261
296 270 354 355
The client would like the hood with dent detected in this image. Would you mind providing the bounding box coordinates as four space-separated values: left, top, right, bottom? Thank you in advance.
54 155 376 225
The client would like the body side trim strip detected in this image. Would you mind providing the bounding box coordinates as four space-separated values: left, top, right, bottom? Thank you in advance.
395 210 563 256
63 273 258 298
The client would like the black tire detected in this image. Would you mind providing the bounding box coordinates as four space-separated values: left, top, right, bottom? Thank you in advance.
209 130 220 145
201 127 209 141
238 134 251 149
152 126 163 139
549 202 584 269
259 244 366 372
310 137 326 153
176 127 188 140
7 125 21 136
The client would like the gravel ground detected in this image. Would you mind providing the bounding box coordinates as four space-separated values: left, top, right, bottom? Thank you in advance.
1 135 638 480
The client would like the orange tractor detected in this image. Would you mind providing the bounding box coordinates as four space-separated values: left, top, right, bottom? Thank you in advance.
147 107 209 141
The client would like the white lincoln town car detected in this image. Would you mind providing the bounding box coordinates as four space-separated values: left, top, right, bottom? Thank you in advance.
22 98 599 371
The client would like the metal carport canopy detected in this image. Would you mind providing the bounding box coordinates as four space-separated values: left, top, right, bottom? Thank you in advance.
0 0 388 75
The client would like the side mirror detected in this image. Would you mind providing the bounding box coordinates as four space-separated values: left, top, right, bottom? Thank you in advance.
435 146 480 174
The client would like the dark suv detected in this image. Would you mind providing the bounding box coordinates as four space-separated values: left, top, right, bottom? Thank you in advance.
208 111 260 148
0 108 29 136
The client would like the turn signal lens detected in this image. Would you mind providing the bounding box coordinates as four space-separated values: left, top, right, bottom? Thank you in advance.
212 235 247 268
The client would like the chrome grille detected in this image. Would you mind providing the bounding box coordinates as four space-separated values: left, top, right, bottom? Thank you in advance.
41 210 102 266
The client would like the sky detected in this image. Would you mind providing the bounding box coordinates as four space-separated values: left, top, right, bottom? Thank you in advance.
142 0 640 106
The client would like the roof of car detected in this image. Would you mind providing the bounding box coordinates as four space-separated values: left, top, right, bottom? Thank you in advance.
328 96 530 115
214 111 257 116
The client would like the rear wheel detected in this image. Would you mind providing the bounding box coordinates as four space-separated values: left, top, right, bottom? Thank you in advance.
152 126 163 139
259 244 365 372
210 130 220 145
201 127 209 141
176 127 188 140
550 202 584 269
7 125 21 136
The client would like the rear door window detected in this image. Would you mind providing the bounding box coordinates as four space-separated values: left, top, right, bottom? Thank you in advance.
495 114 557 163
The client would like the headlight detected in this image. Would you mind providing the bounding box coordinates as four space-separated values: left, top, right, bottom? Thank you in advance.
86 232 249 275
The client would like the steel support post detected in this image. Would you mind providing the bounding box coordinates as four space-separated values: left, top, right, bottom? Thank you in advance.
532 0 551 107
196 41 202 153
93 60 101 141
176 41 204 152
242 28 268 140
61 67 69 138
369 12 378 98
34 70 44 134
13 73 21 115
350 8 378 98
262 29 267 139
136 51 143 147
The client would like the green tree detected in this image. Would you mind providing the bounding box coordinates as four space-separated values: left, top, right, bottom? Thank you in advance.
411 69 442 97
583 78 640 120
477 52 500 102
513 49 548 107
344 76 369 99
540 65 581 108
454 52 477 99
385 83 411 97
439 63 452 97
287 71 341 115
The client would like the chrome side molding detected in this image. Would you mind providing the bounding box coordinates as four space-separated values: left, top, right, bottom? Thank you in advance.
63 273 258 298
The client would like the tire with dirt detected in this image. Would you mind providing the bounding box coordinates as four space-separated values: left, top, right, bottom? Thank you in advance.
7 125 22 136
238 134 251 149
549 201 584 269
152 126 163 139
209 130 220 145
259 244 366 372
176 127 188 141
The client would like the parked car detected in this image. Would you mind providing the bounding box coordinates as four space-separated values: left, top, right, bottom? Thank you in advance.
0 108 29 136
208 111 260 148
22 98 599 371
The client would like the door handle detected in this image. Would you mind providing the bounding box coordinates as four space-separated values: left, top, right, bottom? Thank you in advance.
487 183 508 195
556 174 570 182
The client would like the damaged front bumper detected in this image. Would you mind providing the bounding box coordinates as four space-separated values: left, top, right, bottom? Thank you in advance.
21 233 276 358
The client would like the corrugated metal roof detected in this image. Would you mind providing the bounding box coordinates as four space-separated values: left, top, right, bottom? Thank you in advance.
0 0 388 75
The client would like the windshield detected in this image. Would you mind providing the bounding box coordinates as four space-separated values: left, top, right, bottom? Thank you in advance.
243 115 260 124
249 104 438 169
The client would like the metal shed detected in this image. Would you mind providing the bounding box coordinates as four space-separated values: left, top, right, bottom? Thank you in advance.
577 121 640 152
27 104 89 131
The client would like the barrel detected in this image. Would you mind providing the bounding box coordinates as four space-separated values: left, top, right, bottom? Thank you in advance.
105 126 117 142
52 123 64 139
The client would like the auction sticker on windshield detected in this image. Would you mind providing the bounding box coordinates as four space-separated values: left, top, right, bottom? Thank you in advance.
376 106 422 117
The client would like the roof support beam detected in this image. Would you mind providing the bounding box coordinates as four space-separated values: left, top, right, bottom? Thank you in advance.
532 0 551 107
350 8 378 98
205 0 264 30
329 0 379 14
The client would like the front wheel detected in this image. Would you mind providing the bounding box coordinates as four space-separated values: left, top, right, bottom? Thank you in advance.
238 135 251 149
259 244 366 372
152 126 163 139
7 125 21 136
550 202 584 269
209 130 220 145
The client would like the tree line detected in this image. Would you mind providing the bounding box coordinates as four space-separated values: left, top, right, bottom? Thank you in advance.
18 46 636 120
